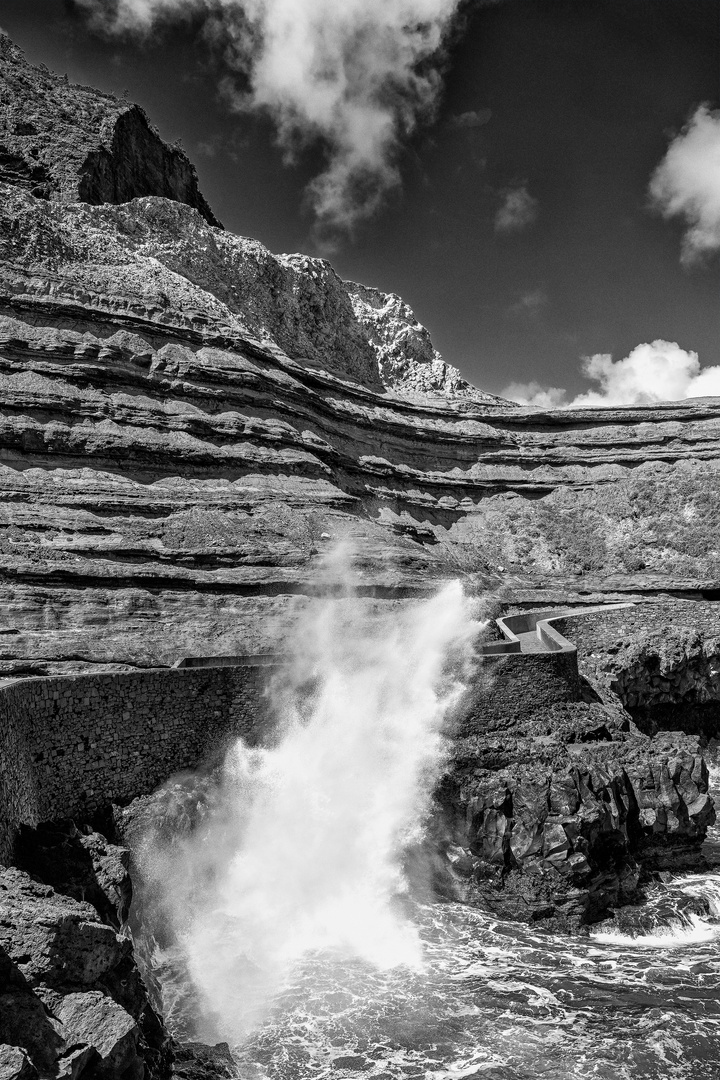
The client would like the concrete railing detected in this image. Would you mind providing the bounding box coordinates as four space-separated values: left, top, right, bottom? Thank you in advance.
494 604 634 655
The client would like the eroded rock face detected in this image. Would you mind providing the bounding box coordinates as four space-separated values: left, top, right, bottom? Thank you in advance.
0 34 220 226
0 1044 37 1080
434 702 715 930
555 604 720 738
14 820 133 927
1 32 720 674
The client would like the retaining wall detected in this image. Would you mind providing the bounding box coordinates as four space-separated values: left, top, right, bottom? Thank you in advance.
0 642 582 863
0 664 273 863
454 650 580 735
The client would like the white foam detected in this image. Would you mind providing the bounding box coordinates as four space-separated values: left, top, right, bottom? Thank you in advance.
593 912 720 949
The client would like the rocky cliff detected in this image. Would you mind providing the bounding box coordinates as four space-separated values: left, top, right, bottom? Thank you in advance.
1 37 720 672
0 34 219 226
1 36 720 1073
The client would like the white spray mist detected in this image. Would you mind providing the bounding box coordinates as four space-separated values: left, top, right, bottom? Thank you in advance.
137 550 482 1041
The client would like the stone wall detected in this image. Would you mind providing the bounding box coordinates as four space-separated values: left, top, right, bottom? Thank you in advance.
0 665 274 863
453 650 580 735
0 646 581 863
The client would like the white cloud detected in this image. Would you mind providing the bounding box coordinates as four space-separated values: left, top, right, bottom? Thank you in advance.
649 105 720 265
77 0 463 239
448 108 492 130
494 183 537 234
502 381 566 409
503 340 720 409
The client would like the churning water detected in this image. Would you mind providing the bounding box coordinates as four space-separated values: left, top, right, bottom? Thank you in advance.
131 573 720 1079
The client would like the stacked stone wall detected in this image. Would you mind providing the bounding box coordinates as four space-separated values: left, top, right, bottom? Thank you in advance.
0 665 272 862
453 651 580 735
0 680 42 862
0 647 581 863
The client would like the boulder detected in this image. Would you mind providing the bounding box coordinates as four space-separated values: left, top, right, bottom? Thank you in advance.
14 820 132 928
0 867 170 1078
55 993 142 1080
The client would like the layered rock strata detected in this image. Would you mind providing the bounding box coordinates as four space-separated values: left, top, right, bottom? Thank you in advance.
1 38 720 670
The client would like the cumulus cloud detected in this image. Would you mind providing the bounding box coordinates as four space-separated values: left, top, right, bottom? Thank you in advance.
504 340 720 409
494 183 537 234
649 105 720 265
77 0 463 240
502 381 566 409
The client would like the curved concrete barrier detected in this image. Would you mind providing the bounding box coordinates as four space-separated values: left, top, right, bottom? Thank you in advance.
494 604 634 655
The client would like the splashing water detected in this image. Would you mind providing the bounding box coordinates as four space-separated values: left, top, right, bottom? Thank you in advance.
134 567 482 1041
131 605 720 1076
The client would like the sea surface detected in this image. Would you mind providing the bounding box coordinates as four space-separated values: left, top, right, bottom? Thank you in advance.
143 756 720 1079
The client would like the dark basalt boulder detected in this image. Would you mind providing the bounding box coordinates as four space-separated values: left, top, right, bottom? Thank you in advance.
434 701 715 931
0 865 171 1079
0 1045 38 1080
171 1042 238 1080
13 819 133 928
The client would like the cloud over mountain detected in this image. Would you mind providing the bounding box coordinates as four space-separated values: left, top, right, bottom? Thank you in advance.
77 0 463 240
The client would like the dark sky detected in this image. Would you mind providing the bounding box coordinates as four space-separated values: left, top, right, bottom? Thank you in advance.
1 0 719 398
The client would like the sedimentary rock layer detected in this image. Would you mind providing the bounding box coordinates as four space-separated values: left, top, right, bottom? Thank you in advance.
1 30 720 667
1 180 720 665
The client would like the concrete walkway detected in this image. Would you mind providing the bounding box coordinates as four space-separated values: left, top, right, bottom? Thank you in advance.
514 630 550 653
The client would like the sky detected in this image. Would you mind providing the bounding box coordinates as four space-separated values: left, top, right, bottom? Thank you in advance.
1 0 719 403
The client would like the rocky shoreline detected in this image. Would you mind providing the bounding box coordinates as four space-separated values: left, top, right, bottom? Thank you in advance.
1 29 720 1078
2 610 718 1074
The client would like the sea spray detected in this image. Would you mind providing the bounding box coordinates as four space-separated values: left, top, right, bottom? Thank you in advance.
133 561 483 1041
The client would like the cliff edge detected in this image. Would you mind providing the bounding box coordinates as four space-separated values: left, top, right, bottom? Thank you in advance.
0 33 220 227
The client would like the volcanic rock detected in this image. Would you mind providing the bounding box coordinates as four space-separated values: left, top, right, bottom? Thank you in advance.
435 701 715 929
0 865 169 1078
0 1046 37 1080
14 819 132 927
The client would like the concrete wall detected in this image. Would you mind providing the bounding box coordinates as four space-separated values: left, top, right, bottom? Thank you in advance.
0 644 581 863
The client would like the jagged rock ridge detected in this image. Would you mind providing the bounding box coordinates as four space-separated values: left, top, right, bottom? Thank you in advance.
0 33 220 226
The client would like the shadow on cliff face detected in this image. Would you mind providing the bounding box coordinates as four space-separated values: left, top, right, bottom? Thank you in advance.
596 626 720 741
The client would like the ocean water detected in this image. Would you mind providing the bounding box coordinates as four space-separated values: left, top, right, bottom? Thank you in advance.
147 856 720 1079
137 748 720 1080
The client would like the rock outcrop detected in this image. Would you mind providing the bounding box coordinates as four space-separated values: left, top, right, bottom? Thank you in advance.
433 698 715 930
552 602 720 738
1 35 720 671
0 863 169 1078
0 34 220 226
1 174 720 667
1 38 720 675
